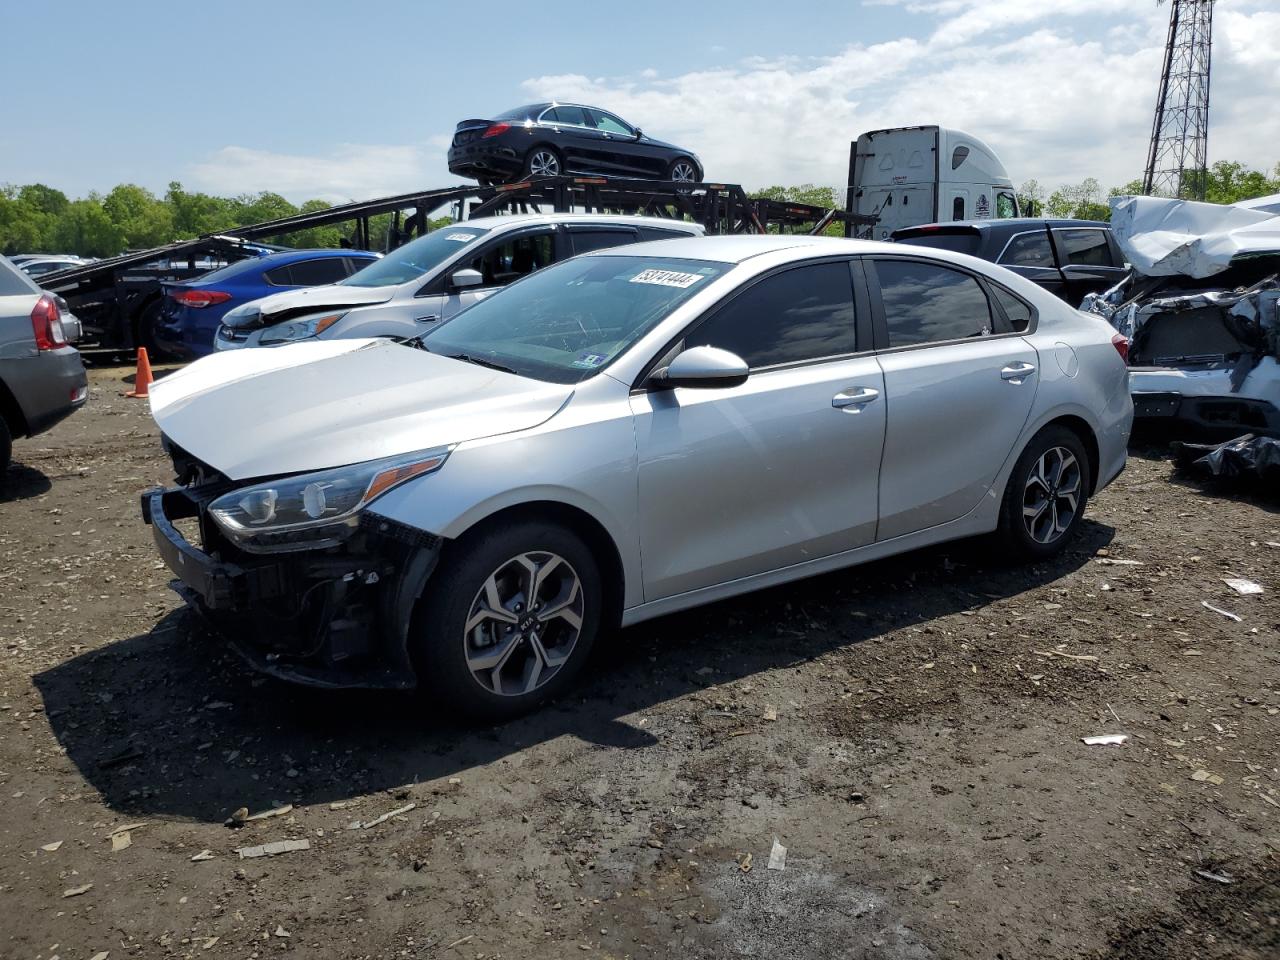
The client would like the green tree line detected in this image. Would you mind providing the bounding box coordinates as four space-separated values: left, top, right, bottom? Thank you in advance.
0 181 377 258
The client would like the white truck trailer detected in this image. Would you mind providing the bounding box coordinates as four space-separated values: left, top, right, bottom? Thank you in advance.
846 125 1021 239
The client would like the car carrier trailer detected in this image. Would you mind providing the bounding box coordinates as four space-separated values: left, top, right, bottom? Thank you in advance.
35 176 875 355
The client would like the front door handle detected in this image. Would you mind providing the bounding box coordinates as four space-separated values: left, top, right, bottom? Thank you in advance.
1000 362 1037 382
832 387 880 411
415 315 440 324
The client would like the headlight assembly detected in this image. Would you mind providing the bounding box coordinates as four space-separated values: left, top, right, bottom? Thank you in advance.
259 312 346 345
208 447 449 553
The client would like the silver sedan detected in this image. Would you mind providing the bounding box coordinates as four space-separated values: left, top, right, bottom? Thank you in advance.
144 235 1133 718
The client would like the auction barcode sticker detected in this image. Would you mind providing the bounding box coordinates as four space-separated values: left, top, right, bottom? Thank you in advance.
444 233 477 242
629 269 705 289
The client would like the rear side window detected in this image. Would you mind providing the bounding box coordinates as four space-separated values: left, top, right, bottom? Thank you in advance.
893 230 980 257
874 260 994 347
546 106 589 126
288 258 351 285
1054 229 1111 266
264 264 294 285
998 231 1055 268
570 229 640 255
688 262 858 368
991 285 1033 333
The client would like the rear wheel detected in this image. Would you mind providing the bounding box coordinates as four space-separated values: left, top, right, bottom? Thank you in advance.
413 518 602 720
995 425 1090 561
667 158 700 183
134 299 175 362
522 147 563 179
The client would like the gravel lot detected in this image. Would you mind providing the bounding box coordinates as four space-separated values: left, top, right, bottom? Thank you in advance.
1 364 1277 959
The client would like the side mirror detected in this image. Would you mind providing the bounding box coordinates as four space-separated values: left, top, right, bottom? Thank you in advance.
449 268 484 290
650 345 748 389
633 128 644 140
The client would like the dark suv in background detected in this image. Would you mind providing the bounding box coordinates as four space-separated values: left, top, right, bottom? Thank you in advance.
448 102 703 184
891 219 1127 307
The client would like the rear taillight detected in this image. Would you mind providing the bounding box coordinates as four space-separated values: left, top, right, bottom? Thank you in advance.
30 294 67 351
1111 333 1129 363
173 290 232 309
481 122 511 139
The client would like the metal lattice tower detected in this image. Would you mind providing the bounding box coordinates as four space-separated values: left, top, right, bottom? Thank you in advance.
1143 0 1215 199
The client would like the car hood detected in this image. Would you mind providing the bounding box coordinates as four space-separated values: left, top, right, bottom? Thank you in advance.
149 338 573 480
227 284 397 329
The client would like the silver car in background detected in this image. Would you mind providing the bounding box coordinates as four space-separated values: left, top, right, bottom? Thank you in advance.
0 256 88 474
213 214 704 350
144 235 1132 719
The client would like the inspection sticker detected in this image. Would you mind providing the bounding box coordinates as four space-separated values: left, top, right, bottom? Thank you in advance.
444 232 477 242
629 269 705 289
571 353 608 369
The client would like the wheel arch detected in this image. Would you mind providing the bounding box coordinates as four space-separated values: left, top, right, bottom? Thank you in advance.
1042 414 1101 495
442 499 626 632
0 376 30 438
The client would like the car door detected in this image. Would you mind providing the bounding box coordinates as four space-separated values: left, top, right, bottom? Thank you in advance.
629 260 885 601
541 106 607 174
436 227 558 322
586 109 646 176
866 256 1039 541
994 227 1066 301
1051 227 1129 306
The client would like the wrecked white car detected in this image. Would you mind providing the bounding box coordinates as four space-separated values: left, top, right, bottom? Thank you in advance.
1083 194 1280 436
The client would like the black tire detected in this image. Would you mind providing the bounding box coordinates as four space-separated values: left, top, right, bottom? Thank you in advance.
134 299 175 362
667 157 701 183
412 518 603 720
521 146 563 180
995 425 1091 561
0 414 11 477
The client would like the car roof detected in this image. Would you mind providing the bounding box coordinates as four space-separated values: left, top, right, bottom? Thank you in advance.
895 218 1110 233
250 248 378 264
460 213 703 232
589 234 893 263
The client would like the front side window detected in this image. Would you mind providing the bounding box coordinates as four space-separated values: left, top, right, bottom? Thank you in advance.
590 110 632 136
341 226 488 288
998 231 1055 268
875 260 994 347
1054 228 1111 266
420 255 731 384
996 191 1018 218
461 232 555 287
687 262 858 368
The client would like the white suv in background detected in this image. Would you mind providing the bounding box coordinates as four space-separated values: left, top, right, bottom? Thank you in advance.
214 214 704 350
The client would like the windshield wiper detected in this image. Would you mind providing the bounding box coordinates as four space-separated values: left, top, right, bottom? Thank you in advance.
448 353 516 374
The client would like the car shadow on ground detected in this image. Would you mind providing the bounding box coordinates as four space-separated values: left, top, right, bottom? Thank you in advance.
34 522 1113 824
0 463 52 502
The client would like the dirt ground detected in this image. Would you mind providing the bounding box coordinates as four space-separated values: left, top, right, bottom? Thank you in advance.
1 364 1277 960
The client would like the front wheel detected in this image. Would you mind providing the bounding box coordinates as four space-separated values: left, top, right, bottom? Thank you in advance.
667 158 701 183
412 519 602 720
522 147 563 179
995 425 1091 561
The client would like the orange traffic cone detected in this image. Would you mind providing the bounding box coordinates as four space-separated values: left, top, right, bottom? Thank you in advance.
124 347 153 398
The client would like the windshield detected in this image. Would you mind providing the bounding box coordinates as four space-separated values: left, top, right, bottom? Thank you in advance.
341 227 487 288
420 255 732 384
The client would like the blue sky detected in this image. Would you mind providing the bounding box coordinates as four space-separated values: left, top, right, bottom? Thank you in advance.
3 0 1277 203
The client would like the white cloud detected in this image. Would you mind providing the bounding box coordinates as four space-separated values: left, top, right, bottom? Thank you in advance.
186 1 1280 203
187 141 459 204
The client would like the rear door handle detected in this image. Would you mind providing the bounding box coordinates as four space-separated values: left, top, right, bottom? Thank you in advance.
1000 362 1037 382
832 387 880 411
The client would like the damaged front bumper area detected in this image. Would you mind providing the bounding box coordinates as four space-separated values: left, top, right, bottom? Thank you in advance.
141 486 440 689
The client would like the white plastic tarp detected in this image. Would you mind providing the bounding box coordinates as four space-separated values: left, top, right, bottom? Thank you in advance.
1109 194 1280 279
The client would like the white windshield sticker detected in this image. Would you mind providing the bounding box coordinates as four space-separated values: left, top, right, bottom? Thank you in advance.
444 232 477 242
629 269 705 289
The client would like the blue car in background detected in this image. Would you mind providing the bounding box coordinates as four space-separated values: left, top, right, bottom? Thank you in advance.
155 248 379 358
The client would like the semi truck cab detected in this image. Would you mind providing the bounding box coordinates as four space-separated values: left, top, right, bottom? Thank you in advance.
847 125 1020 239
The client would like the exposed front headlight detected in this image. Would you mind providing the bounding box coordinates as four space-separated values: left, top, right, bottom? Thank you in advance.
259 312 346 345
208 447 449 553
221 302 264 330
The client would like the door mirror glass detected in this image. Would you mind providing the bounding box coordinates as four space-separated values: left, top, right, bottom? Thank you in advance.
634 127 644 139
450 267 484 290
651 346 748 389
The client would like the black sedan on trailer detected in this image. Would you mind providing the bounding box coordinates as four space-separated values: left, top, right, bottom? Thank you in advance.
448 103 703 184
